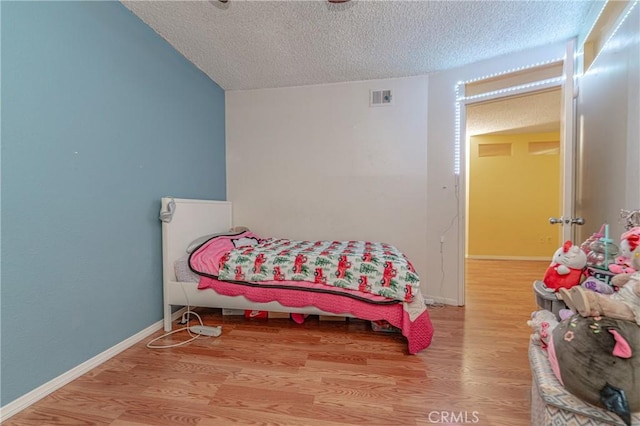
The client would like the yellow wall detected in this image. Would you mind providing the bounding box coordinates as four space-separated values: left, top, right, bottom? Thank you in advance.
468 132 561 258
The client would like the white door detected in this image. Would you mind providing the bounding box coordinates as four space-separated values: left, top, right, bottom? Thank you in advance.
551 39 583 241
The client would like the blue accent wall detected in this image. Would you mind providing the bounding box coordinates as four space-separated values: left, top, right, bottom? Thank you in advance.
1 1 226 405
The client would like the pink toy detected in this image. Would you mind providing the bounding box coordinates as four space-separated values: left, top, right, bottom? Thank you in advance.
609 227 640 274
527 309 559 350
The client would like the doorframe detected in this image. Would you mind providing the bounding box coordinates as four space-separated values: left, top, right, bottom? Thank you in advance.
454 43 575 306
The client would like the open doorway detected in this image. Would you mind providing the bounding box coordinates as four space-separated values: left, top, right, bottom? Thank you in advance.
456 53 575 304
465 88 562 261
454 43 578 306
463 88 563 308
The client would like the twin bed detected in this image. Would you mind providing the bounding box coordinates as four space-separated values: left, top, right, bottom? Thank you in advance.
161 197 434 354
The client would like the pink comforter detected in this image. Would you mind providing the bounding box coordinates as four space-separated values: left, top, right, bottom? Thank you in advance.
198 276 434 354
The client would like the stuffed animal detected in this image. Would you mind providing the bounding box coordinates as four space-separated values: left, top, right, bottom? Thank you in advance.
547 315 639 425
558 309 574 321
609 227 640 274
581 276 614 294
527 309 558 349
543 240 587 292
559 254 640 326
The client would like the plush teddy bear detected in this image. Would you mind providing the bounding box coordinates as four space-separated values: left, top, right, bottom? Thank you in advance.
543 240 587 292
527 309 558 349
559 254 640 326
609 227 640 274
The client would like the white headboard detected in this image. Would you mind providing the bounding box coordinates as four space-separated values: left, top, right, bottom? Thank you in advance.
161 197 232 282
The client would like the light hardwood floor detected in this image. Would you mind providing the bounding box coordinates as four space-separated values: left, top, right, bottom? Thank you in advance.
3 259 546 426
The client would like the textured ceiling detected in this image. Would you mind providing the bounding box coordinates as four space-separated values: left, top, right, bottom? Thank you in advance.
122 0 599 91
467 88 561 136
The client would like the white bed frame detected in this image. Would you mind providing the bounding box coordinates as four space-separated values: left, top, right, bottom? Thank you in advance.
161 197 345 331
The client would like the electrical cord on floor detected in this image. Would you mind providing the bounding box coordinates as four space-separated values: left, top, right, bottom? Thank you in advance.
146 310 210 349
147 282 221 349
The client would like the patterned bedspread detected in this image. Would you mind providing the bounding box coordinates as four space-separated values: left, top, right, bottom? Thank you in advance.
189 231 433 354
191 232 420 303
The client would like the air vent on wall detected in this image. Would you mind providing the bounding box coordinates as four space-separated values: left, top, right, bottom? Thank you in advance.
370 89 393 107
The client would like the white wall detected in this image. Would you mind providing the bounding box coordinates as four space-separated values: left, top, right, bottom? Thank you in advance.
576 3 639 242
226 76 430 291
227 42 571 305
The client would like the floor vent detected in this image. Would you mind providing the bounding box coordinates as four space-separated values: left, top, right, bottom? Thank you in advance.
370 89 393 106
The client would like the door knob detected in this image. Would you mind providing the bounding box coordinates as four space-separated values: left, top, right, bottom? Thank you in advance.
571 217 585 225
549 217 585 225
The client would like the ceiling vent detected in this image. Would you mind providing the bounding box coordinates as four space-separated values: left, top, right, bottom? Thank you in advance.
370 89 393 107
